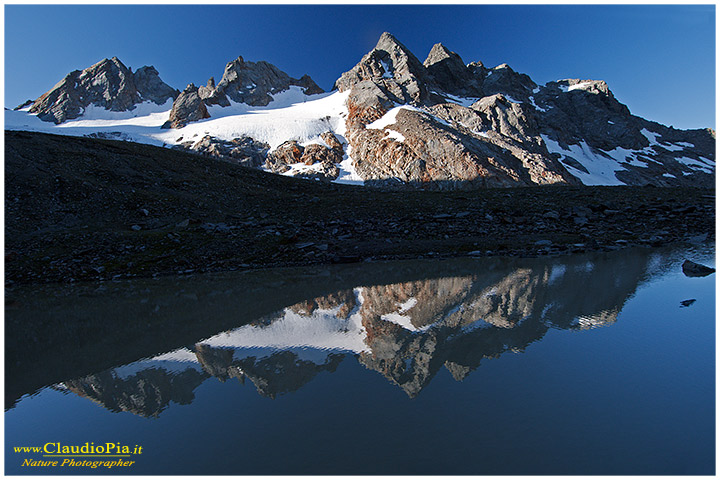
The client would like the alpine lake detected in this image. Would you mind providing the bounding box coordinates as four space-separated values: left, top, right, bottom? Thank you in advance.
5 243 715 475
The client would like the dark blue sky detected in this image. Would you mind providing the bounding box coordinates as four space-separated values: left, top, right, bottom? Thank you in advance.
4 4 715 129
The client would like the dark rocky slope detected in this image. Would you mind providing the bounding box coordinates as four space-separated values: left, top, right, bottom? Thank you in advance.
5 130 714 286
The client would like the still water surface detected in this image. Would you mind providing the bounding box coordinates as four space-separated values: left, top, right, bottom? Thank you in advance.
5 246 715 475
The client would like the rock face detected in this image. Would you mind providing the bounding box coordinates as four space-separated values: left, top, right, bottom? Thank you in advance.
29 57 178 124
163 84 210 129
174 134 270 168
336 32 715 189
264 134 344 182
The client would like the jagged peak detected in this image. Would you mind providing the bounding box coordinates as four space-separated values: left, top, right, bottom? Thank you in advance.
224 56 245 70
90 56 127 70
424 43 459 66
135 65 159 74
375 32 400 49
373 31 416 58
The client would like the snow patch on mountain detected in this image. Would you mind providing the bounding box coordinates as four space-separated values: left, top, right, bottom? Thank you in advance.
68 99 174 123
336 154 364 185
443 93 479 108
567 81 595 92
675 156 714 173
542 135 626 186
366 105 422 130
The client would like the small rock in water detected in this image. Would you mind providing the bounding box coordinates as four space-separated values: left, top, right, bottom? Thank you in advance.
680 299 696 308
682 260 715 277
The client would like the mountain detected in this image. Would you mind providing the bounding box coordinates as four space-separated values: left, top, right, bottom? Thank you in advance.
23 57 178 124
335 33 714 188
6 33 715 188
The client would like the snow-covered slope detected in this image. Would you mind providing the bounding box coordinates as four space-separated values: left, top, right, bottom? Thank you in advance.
6 87 364 185
7 88 344 148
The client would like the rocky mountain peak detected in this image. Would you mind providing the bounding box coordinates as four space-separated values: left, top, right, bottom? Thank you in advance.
335 31 430 106
424 42 481 97
161 55 324 128
214 55 323 106
374 31 406 52
482 63 537 100
134 65 179 104
423 43 455 65
27 56 177 124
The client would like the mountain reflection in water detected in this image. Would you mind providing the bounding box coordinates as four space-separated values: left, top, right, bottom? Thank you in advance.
6 248 687 417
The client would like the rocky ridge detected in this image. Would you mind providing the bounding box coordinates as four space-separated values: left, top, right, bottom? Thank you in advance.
12 33 715 188
164 56 323 128
333 33 714 189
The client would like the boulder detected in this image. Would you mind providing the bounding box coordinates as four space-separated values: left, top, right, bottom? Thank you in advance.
175 135 270 168
265 140 305 172
320 132 344 154
300 143 343 166
682 260 715 277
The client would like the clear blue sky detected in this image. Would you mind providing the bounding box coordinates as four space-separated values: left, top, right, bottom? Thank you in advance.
4 4 716 130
